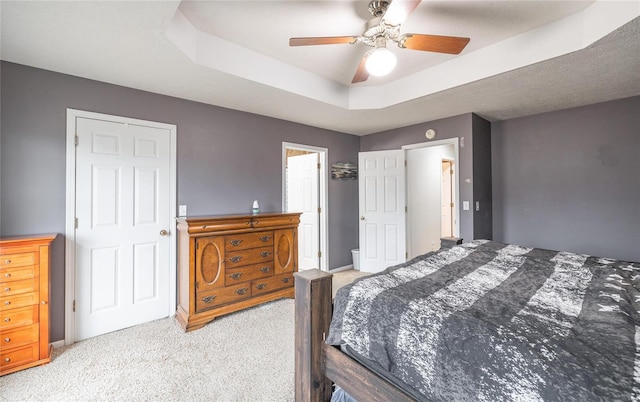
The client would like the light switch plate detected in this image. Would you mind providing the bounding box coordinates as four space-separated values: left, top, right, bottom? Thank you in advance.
463 201 470 211
179 205 187 216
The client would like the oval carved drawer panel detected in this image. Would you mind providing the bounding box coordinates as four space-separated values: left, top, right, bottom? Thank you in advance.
0 253 36 269
0 323 39 351
0 291 38 312
226 247 273 268
196 283 252 312
225 231 274 251
0 305 38 330
0 278 38 297
252 273 294 297
195 237 226 292
0 343 39 371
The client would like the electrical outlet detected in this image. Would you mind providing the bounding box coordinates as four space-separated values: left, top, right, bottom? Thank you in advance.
179 205 187 216
476 201 480 211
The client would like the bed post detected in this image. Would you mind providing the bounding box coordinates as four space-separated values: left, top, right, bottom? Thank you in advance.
294 269 333 402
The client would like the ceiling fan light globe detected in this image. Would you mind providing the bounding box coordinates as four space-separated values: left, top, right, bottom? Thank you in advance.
365 48 397 76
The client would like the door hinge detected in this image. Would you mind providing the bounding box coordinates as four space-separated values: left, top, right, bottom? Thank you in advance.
404 160 407 167
450 169 454 175
75 135 79 146
74 217 78 229
317 207 321 213
73 300 76 312
196 281 199 289
406 252 408 259
405 206 408 213
317 163 321 169
318 251 322 258
451 203 454 208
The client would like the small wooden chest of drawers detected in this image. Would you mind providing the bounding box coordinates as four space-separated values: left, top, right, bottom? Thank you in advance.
176 213 300 331
0 234 56 376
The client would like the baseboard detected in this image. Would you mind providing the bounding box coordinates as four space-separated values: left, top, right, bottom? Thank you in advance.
51 340 65 349
329 264 354 273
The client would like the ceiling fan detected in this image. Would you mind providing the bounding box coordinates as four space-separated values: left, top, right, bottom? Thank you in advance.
289 0 470 84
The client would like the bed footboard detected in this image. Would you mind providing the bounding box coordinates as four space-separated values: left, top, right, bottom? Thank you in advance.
294 269 416 402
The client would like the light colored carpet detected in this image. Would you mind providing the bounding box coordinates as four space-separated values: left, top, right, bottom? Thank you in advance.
331 269 371 298
2 270 368 401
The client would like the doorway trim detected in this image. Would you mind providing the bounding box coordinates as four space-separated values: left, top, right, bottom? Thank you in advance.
64 109 177 345
281 142 328 271
403 138 460 257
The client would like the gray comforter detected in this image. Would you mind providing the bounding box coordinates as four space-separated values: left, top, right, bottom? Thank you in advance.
326 240 640 401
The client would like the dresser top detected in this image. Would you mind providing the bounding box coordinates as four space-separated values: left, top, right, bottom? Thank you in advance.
0 233 58 246
176 212 300 224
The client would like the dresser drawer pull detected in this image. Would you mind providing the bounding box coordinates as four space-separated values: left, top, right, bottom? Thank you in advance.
4 273 10 278
229 272 242 280
4 301 9 306
256 283 266 290
201 295 216 304
4 288 9 292
4 338 9 343
260 267 270 273
4 358 10 362
229 239 243 246
4 318 10 322
260 236 271 242
235 288 249 295
229 256 242 263
4 259 10 264
282 277 291 284
260 251 272 258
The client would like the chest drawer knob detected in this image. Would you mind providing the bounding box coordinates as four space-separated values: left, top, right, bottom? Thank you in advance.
229 256 242 263
4 358 10 363
229 272 242 280
42 301 47 305
260 267 270 273
4 301 10 306
4 260 10 264
4 273 10 278
260 251 271 258
229 239 243 246
4 288 10 292
235 288 248 295
200 295 216 304
260 236 271 242
4 338 10 343
4 318 10 322
256 283 266 290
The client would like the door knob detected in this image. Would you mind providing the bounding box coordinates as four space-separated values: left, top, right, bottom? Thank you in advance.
360 216 365 220
160 230 169 236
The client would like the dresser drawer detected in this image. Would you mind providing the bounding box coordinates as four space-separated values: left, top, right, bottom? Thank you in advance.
196 283 252 312
0 252 37 269
251 273 294 297
224 231 274 251
0 343 39 371
0 278 38 297
0 305 38 330
225 246 273 268
252 215 298 229
0 323 39 351
225 262 274 286
0 264 37 283
0 291 38 311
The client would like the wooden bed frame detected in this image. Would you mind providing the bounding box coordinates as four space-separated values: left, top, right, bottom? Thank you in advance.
294 238 462 402
294 269 416 401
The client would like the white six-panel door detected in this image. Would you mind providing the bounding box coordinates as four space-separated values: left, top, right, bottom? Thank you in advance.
75 117 172 340
286 153 319 270
358 150 406 273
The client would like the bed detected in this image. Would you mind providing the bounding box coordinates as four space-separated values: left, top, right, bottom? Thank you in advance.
294 239 640 401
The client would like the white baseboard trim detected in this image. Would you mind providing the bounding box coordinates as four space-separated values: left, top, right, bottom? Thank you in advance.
51 340 65 349
329 264 354 273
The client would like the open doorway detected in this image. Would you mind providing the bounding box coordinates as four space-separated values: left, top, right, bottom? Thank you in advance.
282 143 328 271
404 139 459 259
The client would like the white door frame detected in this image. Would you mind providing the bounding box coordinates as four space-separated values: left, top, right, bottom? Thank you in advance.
281 142 328 271
403 138 460 255
64 109 177 345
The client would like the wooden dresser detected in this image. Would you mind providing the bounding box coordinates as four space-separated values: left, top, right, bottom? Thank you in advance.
0 234 56 376
176 213 300 331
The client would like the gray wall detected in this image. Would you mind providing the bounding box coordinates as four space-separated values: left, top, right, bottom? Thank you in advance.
360 113 492 242
492 96 640 262
0 61 359 342
472 114 492 240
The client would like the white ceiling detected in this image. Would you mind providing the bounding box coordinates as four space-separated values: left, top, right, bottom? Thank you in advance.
1 1 639 135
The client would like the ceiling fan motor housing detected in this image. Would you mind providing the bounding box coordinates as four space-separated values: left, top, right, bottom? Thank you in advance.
368 1 390 17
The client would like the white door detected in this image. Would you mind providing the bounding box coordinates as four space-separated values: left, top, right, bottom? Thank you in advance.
358 150 406 273
286 153 319 270
75 117 172 340
441 160 454 237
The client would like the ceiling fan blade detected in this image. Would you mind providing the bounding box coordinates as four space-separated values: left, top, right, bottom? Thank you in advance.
351 54 370 84
399 34 470 54
289 36 358 46
382 0 422 26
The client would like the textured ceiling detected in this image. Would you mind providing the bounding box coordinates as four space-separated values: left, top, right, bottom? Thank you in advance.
1 1 639 135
